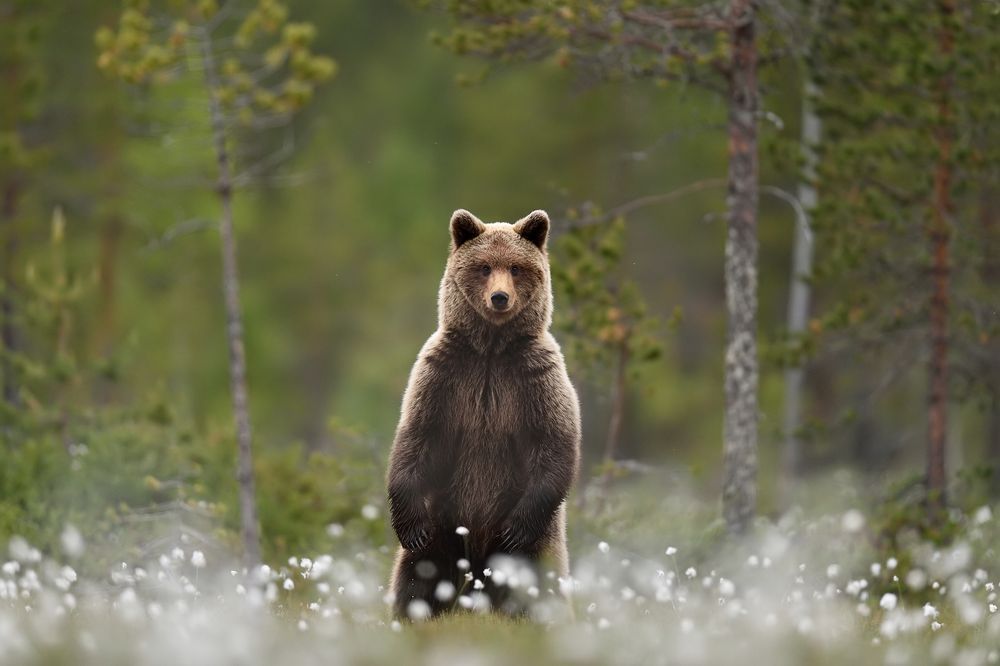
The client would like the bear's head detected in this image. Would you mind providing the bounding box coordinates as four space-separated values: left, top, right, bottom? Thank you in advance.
441 208 552 335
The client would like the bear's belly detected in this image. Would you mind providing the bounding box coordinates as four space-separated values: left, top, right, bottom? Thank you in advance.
429 367 533 544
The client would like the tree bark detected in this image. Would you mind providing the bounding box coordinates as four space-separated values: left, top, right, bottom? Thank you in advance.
980 189 1000 494
1 48 20 409
780 79 820 503
602 338 629 484
722 0 759 535
926 0 954 512
201 32 262 567
1 180 19 408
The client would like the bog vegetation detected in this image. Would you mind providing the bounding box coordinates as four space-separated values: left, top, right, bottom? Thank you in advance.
0 0 998 663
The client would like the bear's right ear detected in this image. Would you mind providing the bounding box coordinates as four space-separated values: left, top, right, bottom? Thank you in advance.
450 209 486 250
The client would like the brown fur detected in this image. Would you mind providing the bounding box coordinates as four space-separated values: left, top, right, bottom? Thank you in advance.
386 209 581 619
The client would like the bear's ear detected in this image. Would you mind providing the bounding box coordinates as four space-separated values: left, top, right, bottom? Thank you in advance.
513 210 549 250
450 209 486 250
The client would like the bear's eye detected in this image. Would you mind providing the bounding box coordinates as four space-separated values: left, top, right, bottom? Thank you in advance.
479 265 491 276
510 266 520 277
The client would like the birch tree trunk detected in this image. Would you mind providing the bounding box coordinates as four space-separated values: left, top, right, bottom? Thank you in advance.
722 0 759 534
780 79 820 502
202 32 262 566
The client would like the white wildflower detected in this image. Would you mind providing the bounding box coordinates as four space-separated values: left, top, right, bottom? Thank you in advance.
886 557 898 571
685 567 697 579
190 551 206 568
879 593 897 610
60 525 85 559
361 504 379 520
598 541 610 554
326 523 345 538
434 581 455 602
924 603 939 618
406 599 431 621
842 509 866 533
455 526 469 536
906 569 928 590
665 547 677 556
283 578 295 591
975 505 993 525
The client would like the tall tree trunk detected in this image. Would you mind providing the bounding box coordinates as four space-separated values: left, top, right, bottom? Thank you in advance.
722 0 759 534
1 46 21 409
202 33 262 567
780 79 820 503
980 190 1000 494
602 338 629 483
926 0 955 512
1 179 19 408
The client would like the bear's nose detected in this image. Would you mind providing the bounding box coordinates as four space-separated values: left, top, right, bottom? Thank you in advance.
490 291 510 310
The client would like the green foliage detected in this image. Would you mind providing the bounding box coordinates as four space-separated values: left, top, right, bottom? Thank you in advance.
552 217 662 387
425 0 731 85
808 0 1000 374
96 0 336 119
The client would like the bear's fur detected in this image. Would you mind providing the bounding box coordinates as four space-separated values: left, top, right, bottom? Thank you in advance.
387 208 581 619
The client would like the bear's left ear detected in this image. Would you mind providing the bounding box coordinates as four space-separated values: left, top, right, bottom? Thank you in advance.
513 210 549 250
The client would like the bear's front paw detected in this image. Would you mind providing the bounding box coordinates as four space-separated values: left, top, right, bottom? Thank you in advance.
498 519 541 553
398 518 433 552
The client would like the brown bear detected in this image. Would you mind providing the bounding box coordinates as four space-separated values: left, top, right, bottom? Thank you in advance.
386 208 581 620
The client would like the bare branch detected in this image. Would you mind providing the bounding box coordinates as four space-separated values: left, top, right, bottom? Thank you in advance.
761 185 812 245
142 218 214 252
555 178 726 234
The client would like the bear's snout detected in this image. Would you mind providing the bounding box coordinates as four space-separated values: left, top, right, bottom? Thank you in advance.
490 291 510 310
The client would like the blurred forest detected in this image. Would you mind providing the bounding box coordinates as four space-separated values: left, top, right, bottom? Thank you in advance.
1 0 999 571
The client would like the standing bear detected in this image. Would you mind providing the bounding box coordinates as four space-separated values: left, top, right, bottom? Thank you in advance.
387 208 581 619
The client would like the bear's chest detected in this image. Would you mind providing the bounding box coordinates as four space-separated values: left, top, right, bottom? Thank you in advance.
442 359 528 438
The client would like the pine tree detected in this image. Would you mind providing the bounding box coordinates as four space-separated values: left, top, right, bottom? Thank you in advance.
808 0 1000 515
425 0 787 533
96 0 336 564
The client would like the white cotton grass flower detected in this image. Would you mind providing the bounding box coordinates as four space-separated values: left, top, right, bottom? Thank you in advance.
407 599 431 621
455 526 469 536
879 593 897 610
886 557 898 571
283 578 295 591
190 551 206 569
326 523 345 538
842 509 866 533
60 525 85 559
975 505 993 525
434 581 455 602
665 547 677 556
906 569 928 591
361 504 379 520
598 541 610 554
